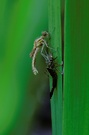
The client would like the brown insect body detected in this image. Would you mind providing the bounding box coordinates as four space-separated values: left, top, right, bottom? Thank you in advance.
46 54 58 99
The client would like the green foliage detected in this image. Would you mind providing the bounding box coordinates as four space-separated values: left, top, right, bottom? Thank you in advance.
49 0 89 135
0 0 48 134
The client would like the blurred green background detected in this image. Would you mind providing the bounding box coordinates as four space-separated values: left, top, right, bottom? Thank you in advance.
0 0 49 135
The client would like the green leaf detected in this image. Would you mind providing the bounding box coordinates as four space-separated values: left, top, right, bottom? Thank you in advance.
48 0 62 135
63 0 89 135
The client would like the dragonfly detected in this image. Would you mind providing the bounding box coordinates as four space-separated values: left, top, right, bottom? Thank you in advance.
30 31 52 75
41 49 63 99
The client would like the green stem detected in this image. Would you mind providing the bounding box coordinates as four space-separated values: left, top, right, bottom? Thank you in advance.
48 0 62 135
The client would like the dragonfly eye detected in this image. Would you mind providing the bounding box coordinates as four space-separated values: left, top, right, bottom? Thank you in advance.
42 31 49 37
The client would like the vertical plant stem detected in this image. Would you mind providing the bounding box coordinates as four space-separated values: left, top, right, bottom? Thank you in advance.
48 0 62 135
